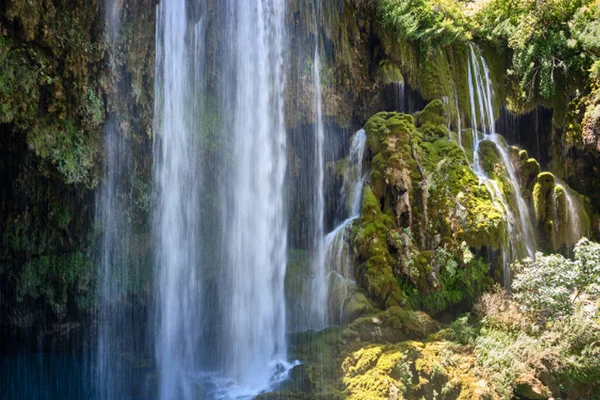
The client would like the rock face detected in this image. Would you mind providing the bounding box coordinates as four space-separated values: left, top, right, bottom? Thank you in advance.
0 0 155 344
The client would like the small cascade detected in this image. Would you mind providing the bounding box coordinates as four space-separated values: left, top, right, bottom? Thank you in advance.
395 82 406 112
556 181 589 247
564 188 586 244
464 44 537 284
316 130 368 325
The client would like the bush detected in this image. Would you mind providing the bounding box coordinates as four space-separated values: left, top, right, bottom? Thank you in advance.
378 0 471 45
473 0 600 101
511 238 600 320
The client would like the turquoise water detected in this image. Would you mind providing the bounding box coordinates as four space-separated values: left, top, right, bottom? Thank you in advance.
0 352 155 400
0 351 295 399
1 353 95 399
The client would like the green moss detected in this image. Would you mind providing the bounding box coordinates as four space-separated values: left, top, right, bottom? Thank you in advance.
533 182 547 224
520 158 541 192
354 186 406 309
377 60 404 86
417 46 454 101
554 185 568 248
415 99 448 126
343 292 376 322
358 103 508 315
530 171 589 250
533 172 557 225
342 306 439 344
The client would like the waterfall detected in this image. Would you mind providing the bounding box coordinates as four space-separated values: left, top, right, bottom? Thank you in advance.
556 181 589 247
465 44 537 285
95 1 137 397
396 82 406 112
308 0 328 330
153 0 290 398
313 129 368 326
154 1 203 398
219 0 289 392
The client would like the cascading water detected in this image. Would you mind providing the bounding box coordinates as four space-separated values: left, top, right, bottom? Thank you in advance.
153 0 290 398
218 0 290 393
315 129 368 325
154 1 203 398
465 44 537 284
555 180 590 247
563 187 586 244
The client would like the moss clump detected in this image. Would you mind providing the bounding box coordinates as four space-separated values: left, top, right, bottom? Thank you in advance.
354 186 407 308
342 306 439 344
415 98 448 127
417 46 454 101
377 60 404 86
532 171 556 215
520 158 542 193
343 292 376 323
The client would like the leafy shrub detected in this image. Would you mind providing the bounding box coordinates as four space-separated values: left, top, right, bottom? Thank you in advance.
407 254 491 313
464 286 600 398
473 0 600 101
511 237 600 320
378 0 472 45
448 314 478 344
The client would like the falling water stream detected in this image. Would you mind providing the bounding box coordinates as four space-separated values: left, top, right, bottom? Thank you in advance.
154 1 203 398
308 0 328 330
313 130 368 325
464 44 537 284
96 1 140 398
154 0 290 398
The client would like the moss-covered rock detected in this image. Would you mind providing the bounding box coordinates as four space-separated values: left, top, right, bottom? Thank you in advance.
355 102 505 314
343 292 376 323
342 306 439 344
530 171 590 250
354 185 407 309
377 60 404 86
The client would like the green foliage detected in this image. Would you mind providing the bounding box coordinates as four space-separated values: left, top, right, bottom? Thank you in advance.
379 0 471 45
474 0 600 103
448 314 478 344
406 255 491 314
27 118 99 186
574 237 600 294
17 252 92 315
511 238 600 320
0 4 104 187
468 288 600 398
